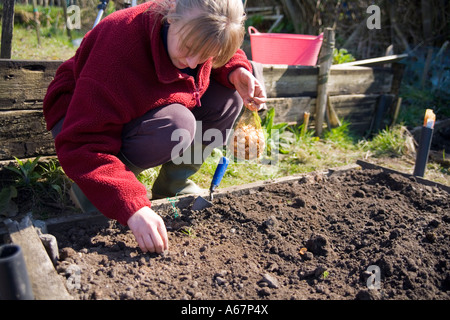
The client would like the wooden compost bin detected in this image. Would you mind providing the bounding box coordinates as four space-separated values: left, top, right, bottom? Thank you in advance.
0 56 405 165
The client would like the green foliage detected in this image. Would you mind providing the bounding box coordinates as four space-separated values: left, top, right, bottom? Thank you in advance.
180 227 196 238
0 4 82 60
5 157 42 186
261 108 289 157
323 121 356 148
333 48 356 65
1 157 72 218
1 157 42 217
398 85 450 128
245 14 265 30
137 167 160 189
358 125 412 158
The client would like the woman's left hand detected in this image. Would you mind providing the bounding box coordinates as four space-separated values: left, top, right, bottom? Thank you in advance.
229 67 267 111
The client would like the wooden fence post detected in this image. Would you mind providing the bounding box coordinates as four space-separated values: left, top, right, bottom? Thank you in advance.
32 0 42 46
1 0 15 59
62 0 72 41
315 28 335 136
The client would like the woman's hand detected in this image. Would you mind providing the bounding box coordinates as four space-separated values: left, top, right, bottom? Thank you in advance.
229 67 267 111
127 206 169 253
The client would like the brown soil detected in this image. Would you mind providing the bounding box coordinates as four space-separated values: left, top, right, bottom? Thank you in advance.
50 168 450 300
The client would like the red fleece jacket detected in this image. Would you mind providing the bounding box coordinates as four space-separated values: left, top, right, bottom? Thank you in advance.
43 1 252 225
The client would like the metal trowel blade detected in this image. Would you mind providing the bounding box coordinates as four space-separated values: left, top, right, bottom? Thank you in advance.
192 196 213 210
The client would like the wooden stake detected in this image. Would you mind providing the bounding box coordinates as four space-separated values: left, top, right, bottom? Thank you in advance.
390 97 402 127
32 0 42 46
1 0 15 59
301 112 310 137
326 95 341 128
315 27 335 136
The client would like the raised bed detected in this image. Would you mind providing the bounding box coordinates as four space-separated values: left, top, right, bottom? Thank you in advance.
40 162 449 300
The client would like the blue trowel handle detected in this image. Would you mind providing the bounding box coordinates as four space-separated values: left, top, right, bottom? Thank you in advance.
210 157 230 192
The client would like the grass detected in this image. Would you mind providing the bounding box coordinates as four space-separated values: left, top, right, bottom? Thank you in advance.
1 9 449 219
0 4 85 60
7 25 79 60
358 125 415 158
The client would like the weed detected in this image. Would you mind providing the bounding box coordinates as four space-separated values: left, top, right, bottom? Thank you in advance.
287 122 316 143
1 157 72 218
333 48 356 65
359 125 414 158
180 227 196 238
1 157 42 217
321 270 330 280
323 121 356 149
39 159 72 210
5 157 41 187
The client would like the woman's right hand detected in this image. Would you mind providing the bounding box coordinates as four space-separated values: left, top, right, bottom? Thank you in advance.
127 206 169 253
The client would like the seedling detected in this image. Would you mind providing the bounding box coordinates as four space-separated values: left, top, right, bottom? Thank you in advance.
167 195 180 218
321 270 330 280
180 227 196 238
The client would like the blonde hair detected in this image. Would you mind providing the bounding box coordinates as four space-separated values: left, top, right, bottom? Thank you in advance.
150 0 246 68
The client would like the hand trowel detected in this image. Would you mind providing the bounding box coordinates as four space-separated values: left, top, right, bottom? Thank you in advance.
191 156 230 210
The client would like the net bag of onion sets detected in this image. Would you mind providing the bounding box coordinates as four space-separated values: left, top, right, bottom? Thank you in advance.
229 106 266 160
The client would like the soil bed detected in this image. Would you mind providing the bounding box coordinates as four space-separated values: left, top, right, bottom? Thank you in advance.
51 168 450 300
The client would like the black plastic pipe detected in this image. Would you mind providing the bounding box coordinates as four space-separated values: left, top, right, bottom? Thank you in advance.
0 244 34 300
413 126 434 177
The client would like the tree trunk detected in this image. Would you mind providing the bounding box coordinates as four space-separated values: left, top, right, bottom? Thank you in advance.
1 0 15 59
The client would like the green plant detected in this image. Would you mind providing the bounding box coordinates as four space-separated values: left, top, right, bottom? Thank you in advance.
167 195 180 219
398 85 450 128
137 167 160 188
1 157 74 218
261 108 289 157
180 227 196 238
323 121 356 148
5 156 42 186
359 125 413 158
245 14 265 31
39 159 72 209
287 122 317 144
1 157 42 217
333 48 356 65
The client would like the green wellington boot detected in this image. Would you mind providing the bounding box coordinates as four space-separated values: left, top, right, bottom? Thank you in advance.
151 144 207 199
69 182 99 214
